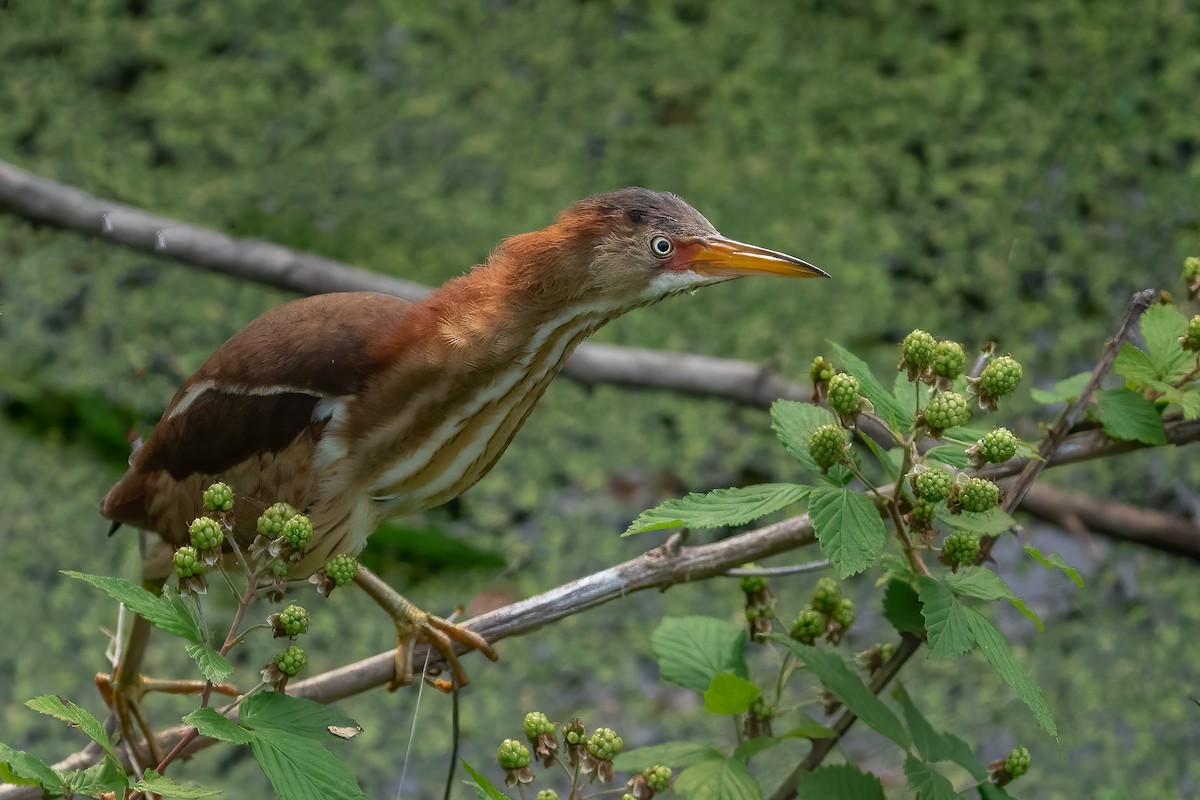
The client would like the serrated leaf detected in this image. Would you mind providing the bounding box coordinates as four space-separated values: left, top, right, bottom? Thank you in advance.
830 341 913 430
69 758 129 797
1023 546 1084 588
651 617 748 694
26 695 118 761
963 607 1058 738
63 571 205 643
613 742 723 772
903 757 958 800
240 693 361 743
883 579 926 636
0 743 64 792
808 486 886 577
1114 343 1162 386
925 445 970 468
769 637 909 748
183 708 255 745
623 484 810 535
249 733 367 800
946 567 1043 631
185 645 234 685
770 400 840 476
1140 303 1193 379
782 716 837 740
704 673 761 715
916 578 973 659
674 755 762 800
935 505 1017 535
459 761 513 800
892 684 955 765
732 737 782 763
131 770 222 798
1180 391 1200 420
796 763 885 799
1029 371 1093 405
1096 388 1167 445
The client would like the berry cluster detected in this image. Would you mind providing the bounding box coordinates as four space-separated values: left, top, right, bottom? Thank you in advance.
202 481 234 512
990 744 1031 786
952 477 1001 514
828 372 867 420
271 604 311 638
969 427 1018 467
911 466 953 502
972 355 1023 411
1182 315 1200 352
790 578 854 644
256 502 299 538
808 424 850 472
899 330 965 387
940 532 981 570
922 391 971 435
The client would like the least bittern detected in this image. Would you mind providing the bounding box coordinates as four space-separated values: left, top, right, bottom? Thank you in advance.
100 188 826 705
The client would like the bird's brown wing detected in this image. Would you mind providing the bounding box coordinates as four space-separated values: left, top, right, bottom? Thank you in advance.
101 291 413 533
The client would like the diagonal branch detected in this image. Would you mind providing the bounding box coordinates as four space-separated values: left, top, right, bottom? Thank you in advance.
5 411 1198 799
0 158 806 410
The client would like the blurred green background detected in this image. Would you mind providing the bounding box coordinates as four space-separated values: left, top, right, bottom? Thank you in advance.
2 0 1198 797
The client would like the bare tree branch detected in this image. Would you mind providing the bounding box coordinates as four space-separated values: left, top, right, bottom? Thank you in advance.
0 158 807 409
5 412 1198 799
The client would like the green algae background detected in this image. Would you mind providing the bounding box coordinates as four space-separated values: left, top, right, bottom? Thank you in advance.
2 1 1198 797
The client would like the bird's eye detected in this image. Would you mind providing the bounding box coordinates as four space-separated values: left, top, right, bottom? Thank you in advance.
650 235 674 258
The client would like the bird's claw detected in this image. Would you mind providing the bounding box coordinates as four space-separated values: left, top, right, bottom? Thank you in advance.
388 611 498 692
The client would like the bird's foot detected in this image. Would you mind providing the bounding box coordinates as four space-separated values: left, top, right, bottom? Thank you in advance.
352 564 498 691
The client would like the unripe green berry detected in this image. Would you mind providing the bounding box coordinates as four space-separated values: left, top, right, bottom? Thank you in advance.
977 428 1018 463
957 477 1000 513
827 373 864 416
979 356 1023 399
831 598 856 629
808 424 850 472
923 391 971 431
281 515 314 549
257 502 298 537
790 607 825 644
1184 257 1200 281
909 498 936 526
643 765 672 792
524 711 555 739
278 604 311 636
325 554 358 587
536 792 560 800
587 728 623 761
810 356 836 384
1004 745 1031 778
202 482 233 512
739 572 768 594
941 532 981 568
563 718 586 746
812 577 842 615
497 739 531 770
274 645 307 676
188 517 224 550
1182 316 1200 352
173 546 203 578
931 341 965 380
912 466 953 502
900 330 936 373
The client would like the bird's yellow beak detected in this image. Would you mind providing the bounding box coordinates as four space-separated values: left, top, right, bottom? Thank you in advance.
684 236 829 279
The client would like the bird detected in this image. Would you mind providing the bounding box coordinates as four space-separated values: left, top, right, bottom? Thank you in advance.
100 187 827 695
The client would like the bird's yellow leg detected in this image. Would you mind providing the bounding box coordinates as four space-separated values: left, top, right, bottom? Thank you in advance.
351 565 497 690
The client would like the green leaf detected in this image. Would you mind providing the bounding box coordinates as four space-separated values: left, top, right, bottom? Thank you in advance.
459 760 513 800
1096 388 1167 445
1180 390 1200 420
883 579 926 637
917 577 973 659
892 683 952 764
769 637 909 748
183 708 255 745
1114 343 1162 386
830 341 912 430
808 486 886 577
732 737 782 763
613 742 724 772
934 505 1018 535
903 757 958 800
1024 545 1084 588
0 743 64 792
62 571 205 643
624 484 810 535
674 756 762 800
963 607 1058 738
69 758 129 797
770 400 840 476
704 673 761 715
651 617 748 694
185 645 235 685
249 734 367 800
925 445 970 469
131 770 222 798
946 567 1043 632
781 716 838 740
795 764 885 799
1140 303 1193 379
26 695 118 761
240 693 362 742
1030 371 1093 405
